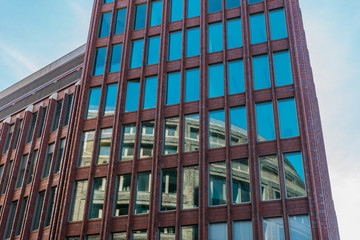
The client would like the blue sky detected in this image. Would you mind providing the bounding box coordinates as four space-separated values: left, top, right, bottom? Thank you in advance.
0 0 358 239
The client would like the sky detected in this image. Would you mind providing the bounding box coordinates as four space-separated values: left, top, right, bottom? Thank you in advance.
0 0 358 239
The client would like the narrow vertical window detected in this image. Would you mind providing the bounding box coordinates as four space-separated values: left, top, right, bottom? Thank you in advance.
44 187 57 227
187 0 200 18
3 124 14 154
232 159 251 203
125 80 140 112
170 0 183 22
208 22 223 53
209 162 227 206
230 106 248 145
252 54 270 90
99 12 112 38
263 217 285 240
120 124 136 161
185 68 200 102
168 31 182 61
269 8 287 40
228 59 245 94
208 63 224 98
163 117 179 155
1 160 13 194
12 120 22 149
0 165 3 181
166 72 181 105
161 169 177 211
109 44 123 72
85 87 101 119
114 174 131 216
37 107 47 138
54 138 66 173
103 83 118 116
250 13 266 44
27 150 38 184
182 166 199 209
15 154 28 188
15 197 28 236
51 100 63 132
226 0 240 9
42 143 55 179
150 1 162 26
208 0 222 13
147 35 160 65
134 4 147 30
78 130 96 167
143 76 158 109
289 215 312 240
32 191 45 231
181 225 198 240
259 155 281 201
273 50 293 86
114 8 126 34
209 222 228 240
255 102 275 142
69 180 88 221
4 201 18 239
283 152 306 198
135 172 151 214
130 39 144 68
97 128 113 164
278 98 299 138
26 112 38 143
186 27 200 57
159 227 176 239
89 178 106 219
183 114 200 152
208 109 226 149
227 18 242 49
93 47 107 76
233 221 253 240
63 95 73 126
139 121 155 158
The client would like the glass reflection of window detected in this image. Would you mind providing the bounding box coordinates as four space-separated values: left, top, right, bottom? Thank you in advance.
103 84 118 116
69 180 88 221
208 0 222 13
184 114 200 152
232 159 251 204
120 124 136 161
134 4 147 30
283 152 306 198
208 109 226 149
54 138 66 173
181 225 198 240
230 106 248 145
269 8 287 40
143 76 158 109
169 31 182 61
273 50 293 86
93 47 107 76
259 155 281 201
1 160 13 194
159 227 176 239
161 169 177 211
26 112 38 143
89 178 106 219
42 143 55 179
3 124 14 154
114 174 131 216
163 117 179 155
227 0 240 9
44 187 57 227
27 150 38 184
140 121 155 158
78 130 95 167
208 63 224 98
37 108 47 138
187 0 200 18
130 39 144 68
135 172 151 214
15 197 27 236
186 27 200 57
182 166 199 209
289 215 312 240
114 8 126 34
86 87 101 119
97 128 113 164
147 35 160 65
248 0 263 4
4 200 18 239
16 154 28 188
209 162 227 206
208 22 223 53
278 98 299 138
253 54 270 90
263 217 285 240
233 221 253 240
150 1 162 26
112 232 126 240
185 68 200 102
98 12 112 38
51 100 63 132
64 95 73 126
32 191 45 231
166 72 181 105
125 80 140 112
170 0 183 22
256 102 275 142
227 18 242 49
132 230 148 240
250 12 266 44
87 235 100 240
109 44 123 73
209 222 228 240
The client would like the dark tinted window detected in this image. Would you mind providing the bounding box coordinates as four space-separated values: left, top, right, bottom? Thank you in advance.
134 4 147 30
93 47 107 76
114 9 127 34
99 12 112 38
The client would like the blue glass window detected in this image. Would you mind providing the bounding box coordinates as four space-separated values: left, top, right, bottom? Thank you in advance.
209 109 226 149
104 0 113 3
273 51 293 86
283 152 306 198
103 84 118 116
278 98 299 138
208 22 223 53
168 31 182 61
114 9 126 34
228 59 245 94
208 0 222 13
109 44 122 72
134 4 147 30
248 0 263 4
230 106 247 145
93 47 107 76
253 55 270 90
125 80 140 112
130 39 144 68
166 72 181 105
185 68 200 102
143 76 158 109
99 12 112 38
150 1 162 26
289 215 312 239
187 0 200 18
227 18 242 49
147 35 160 65
226 0 240 9
186 27 200 57
250 13 266 44
256 102 275 141
208 63 224 98
171 0 183 22
86 87 101 119
269 8 287 40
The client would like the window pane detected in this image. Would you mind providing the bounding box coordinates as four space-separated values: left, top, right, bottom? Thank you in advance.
150 1 162 26
187 0 200 18
184 114 200 152
114 8 126 34
166 72 181 105
97 128 113 164
99 12 112 38
78 130 95 167
51 100 63 131
161 169 177 211
289 215 312 240
182 166 199 209
186 27 200 57
283 152 306 198
36 108 47 138
181 225 198 240
87 235 100 240
233 221 253 240
209 222 228 240
93 47 107 76
259 155 281 201
143 76 158 109
253 54 270 90
4 201 18 239
208 63 224 98
69 180 88 221
169 31 182 61
230 106 248 145
42 143 55 179
209 109 226 149
16 154 28 188
228 59 245 94
27 150 38 184
160 227 176 239
32 191 45 231
135 172 151 214
54 138 66 173
3 124 13 153
1 160 13 194
170 0 183 22
278 98 299 138
104 0 113 3
130 39 144 68
185 68 200 102
44 187 56 227
12 120 22 150
120 124 136 161
134 4 147 30
64 95 73 126
209 162 227 206
273 50 293 86
164 117 179 154
89 178 106 219
232 159 250 203
248 0 263 4
263 217 285 240
208 22 223 53
112 232 127 240
132 230 148 240
103 84 118 116
227 0 240 9
227 18 242 49
250 13 266 44
110 44 123 72
86 87 101 119
256 102 275 141
269 8 287 40
208 0 222 13
15 197 27 236
114 174 131 216
140 121 155 158
26 112 38 143
147 35 160 65
125 80 140 112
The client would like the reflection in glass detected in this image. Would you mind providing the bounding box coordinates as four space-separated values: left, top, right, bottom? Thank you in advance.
132 230 148 240
54 138 66 173
208 109 226 149
187 0 200 18
249 0 263 3
3 124 14 153
143 76 158 109
147 35 161 65
99 12 111 38
182 166 199 209
26 112 37 143
87 235 100 240
135 172 151 214
45 187 57 227
114 174 131 216
250 13 266 44
86 87 101 119
259 155 281 201
186 27 200 57
64 95 73 126
130 39 144 68
273 50 293 86
269 8 287 40
263 217 285 240
1 160 13 194
230 106 248 145
208 0 222 13
97 128 113 164
42 143 55 179
184 114 200 152
227 0 240 9
169 31 182 61
160 227 176 239
51 100 62 131
278 98 299 138
227 18 242 49
112 232 126 240
233 221 253 240
181 225 198 240
232 159 251 203
185 68 200 102
120 124 136 161
16 154 28 188
253 54 270 90
110 44 123 73
289 215 312 240
208 63 224 98
161 169 177 211
166 72 181 105
209 162 227 206
134 4 147 30
208 22 223 53
114 8 126 34
37 108 47 138
209 222 228 240
150 1 162 26
15 197 28 236
93 47 107 76
32 191 45 231
256 102 275 142
4 200 17 239
140 121 155 158
78 130 95 167
163 117 179 155
170 0 183 22
89 178 106 219
283 152 306 198
27 150 38 184
125 80 140 112
103 84 118 116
